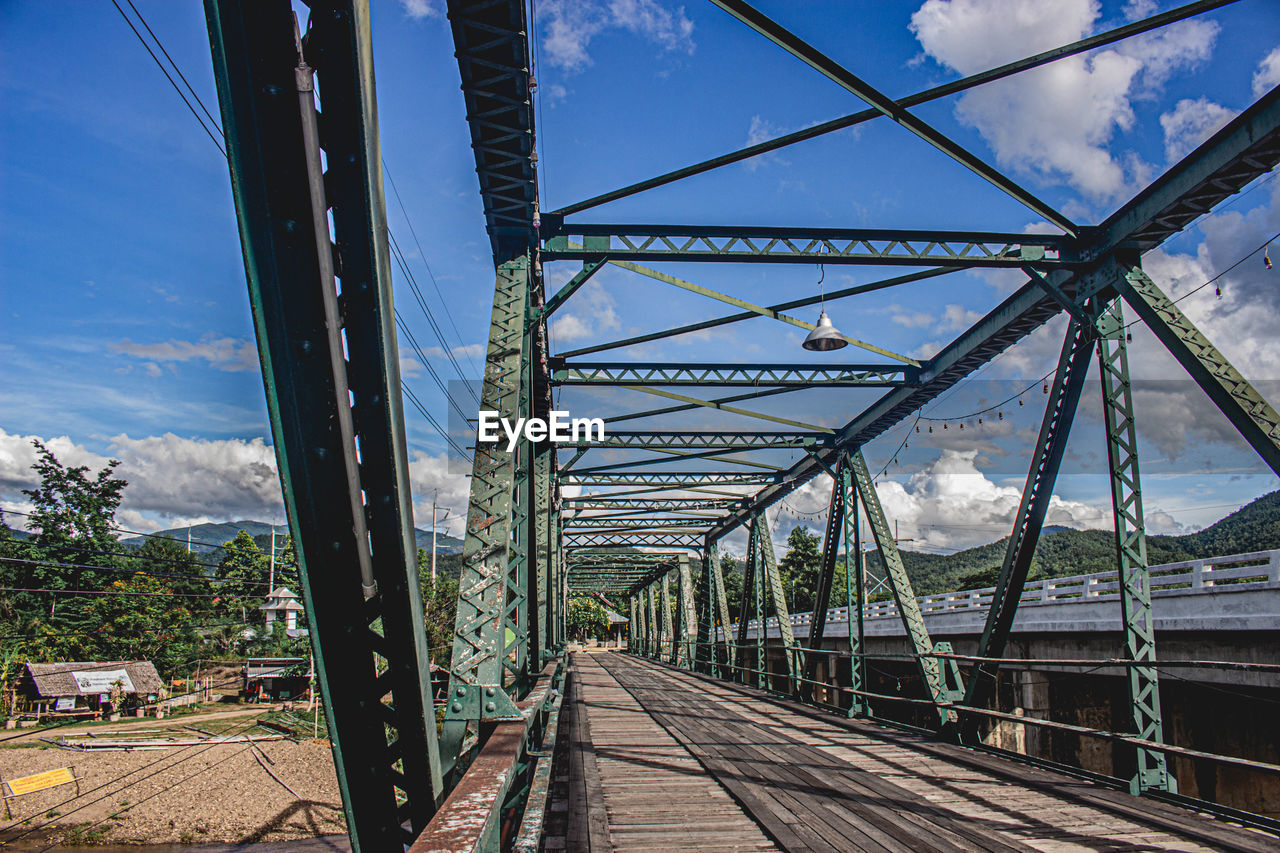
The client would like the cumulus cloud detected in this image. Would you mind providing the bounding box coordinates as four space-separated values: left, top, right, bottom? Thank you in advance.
873 449 1111 551
0 428 284 530
1254 46 1280 98
109 334 259 373
549 278 620 343
910 0 1218 202
407 449 470 537
540 0 695 73
1159 98 1237 163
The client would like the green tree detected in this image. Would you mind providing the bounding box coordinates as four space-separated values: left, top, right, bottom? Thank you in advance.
216 530 268 623
779 525 821 612
567 596 608 640
418 547 459 668
134 535 215 615
9 441 128 625
87 573 199 678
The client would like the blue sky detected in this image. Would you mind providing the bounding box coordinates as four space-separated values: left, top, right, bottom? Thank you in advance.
1 0 1278 554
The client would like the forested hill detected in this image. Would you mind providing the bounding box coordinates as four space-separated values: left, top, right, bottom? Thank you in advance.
865 490 1280 596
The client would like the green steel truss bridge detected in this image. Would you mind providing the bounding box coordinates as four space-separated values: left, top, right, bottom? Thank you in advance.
202 1 1280 850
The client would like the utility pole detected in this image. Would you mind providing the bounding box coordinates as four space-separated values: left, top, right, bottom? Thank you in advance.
269 527 276 592
431 491 437 584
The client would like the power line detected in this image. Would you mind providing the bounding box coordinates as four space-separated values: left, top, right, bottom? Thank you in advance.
383 160 481 376
109 0 225 158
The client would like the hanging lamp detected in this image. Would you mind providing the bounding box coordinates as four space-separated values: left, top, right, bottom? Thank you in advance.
802 263 848 352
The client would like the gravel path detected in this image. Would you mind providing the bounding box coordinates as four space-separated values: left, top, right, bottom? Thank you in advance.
0 737 345 845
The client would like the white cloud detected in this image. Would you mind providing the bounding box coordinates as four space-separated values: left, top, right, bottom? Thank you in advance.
910 0 1218 202
0 428 285 528
873 449 1111 551
407 449 471 537
109 334 259 373
1159 98 1237 163
400 0 442 20
540 0 695 73
1253 46 1280 98
549 278 620 343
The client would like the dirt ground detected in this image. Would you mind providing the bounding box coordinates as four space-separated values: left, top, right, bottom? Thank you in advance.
0 716 345 846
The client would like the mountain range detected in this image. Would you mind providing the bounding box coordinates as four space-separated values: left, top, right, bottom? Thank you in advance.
122 519 465 555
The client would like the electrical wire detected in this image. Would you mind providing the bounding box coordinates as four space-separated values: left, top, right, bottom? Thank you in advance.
109 0 225 157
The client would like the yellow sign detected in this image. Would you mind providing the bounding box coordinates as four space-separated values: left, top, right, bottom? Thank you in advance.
5 767 76 797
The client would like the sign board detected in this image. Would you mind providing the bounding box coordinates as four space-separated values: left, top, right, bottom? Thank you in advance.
71 668 135 694
54 697 76 711
4 767 76 797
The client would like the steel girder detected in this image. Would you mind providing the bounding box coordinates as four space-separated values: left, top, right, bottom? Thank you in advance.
443 256 531 760
660 573 675 662
708 542 735 675
960 316 1094 737
705 87 1280 543
566 431 829 450
850 451 957 724
1098 302 1175 795
563 498 743 511
543 225 1069 268
1116 265 1280 475
561 472 777 487
446 0 536 264
204 3 442 848
751 514 798 692
563 517 716 529
552 362 915 387
804 457 846 695
844 471 866 717
676 554 696 668
563 531 705 548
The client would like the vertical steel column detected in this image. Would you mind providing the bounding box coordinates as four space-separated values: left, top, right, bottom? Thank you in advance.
660 570 675 662
647 583 658 659
442 255 531 765
754 513 798 693
804 466 845 697
533 445 553 664
844 466 866 717
677 553 696 668
850 451 955 724
1097 300 1175 795
506 319 533 690
694 546 714 672
710 543 735 676
960 317 1092 740
204 3 442 847
628 596 637 653
736 536 758 684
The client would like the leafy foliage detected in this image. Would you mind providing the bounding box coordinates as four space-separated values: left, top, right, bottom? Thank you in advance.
567 596 609 640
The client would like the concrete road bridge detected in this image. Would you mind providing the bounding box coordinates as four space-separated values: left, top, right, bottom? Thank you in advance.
199 0 1280 850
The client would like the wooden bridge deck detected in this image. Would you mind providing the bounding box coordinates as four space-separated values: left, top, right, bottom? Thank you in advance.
562 651 1274 853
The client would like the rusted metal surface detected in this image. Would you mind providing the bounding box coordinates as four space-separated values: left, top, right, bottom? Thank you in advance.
511 690 564 852
411 661 563 853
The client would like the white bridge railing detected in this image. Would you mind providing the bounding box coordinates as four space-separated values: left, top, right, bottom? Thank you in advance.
743 549 1280 633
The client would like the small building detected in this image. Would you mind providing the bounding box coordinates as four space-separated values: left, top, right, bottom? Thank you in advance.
261 586 305 635
595 594 630 648
15 661 163 718
244 657 311 702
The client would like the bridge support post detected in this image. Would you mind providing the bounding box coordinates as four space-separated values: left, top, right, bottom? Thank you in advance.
736 528 760 685
804 458 846 701
677 553 696 668
753 512 798 694
204 2 444 844
1098 298 1176 795
442 254 533 768
647 582 659 658
629 596 638 653
843 462 867 718
661 570 675 662
710 542 735 678
960 317 1092 742
850 451 957 726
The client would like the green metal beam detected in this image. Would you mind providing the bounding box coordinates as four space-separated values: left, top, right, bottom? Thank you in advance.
568 431 828 450
1097 301 1175 795
754 512 798 693
540 258 605 319
1116 263 1280 476
561 471 776 487
620 385 836 432
850 450 955 724
553 362 915 387
544 226 1067 269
